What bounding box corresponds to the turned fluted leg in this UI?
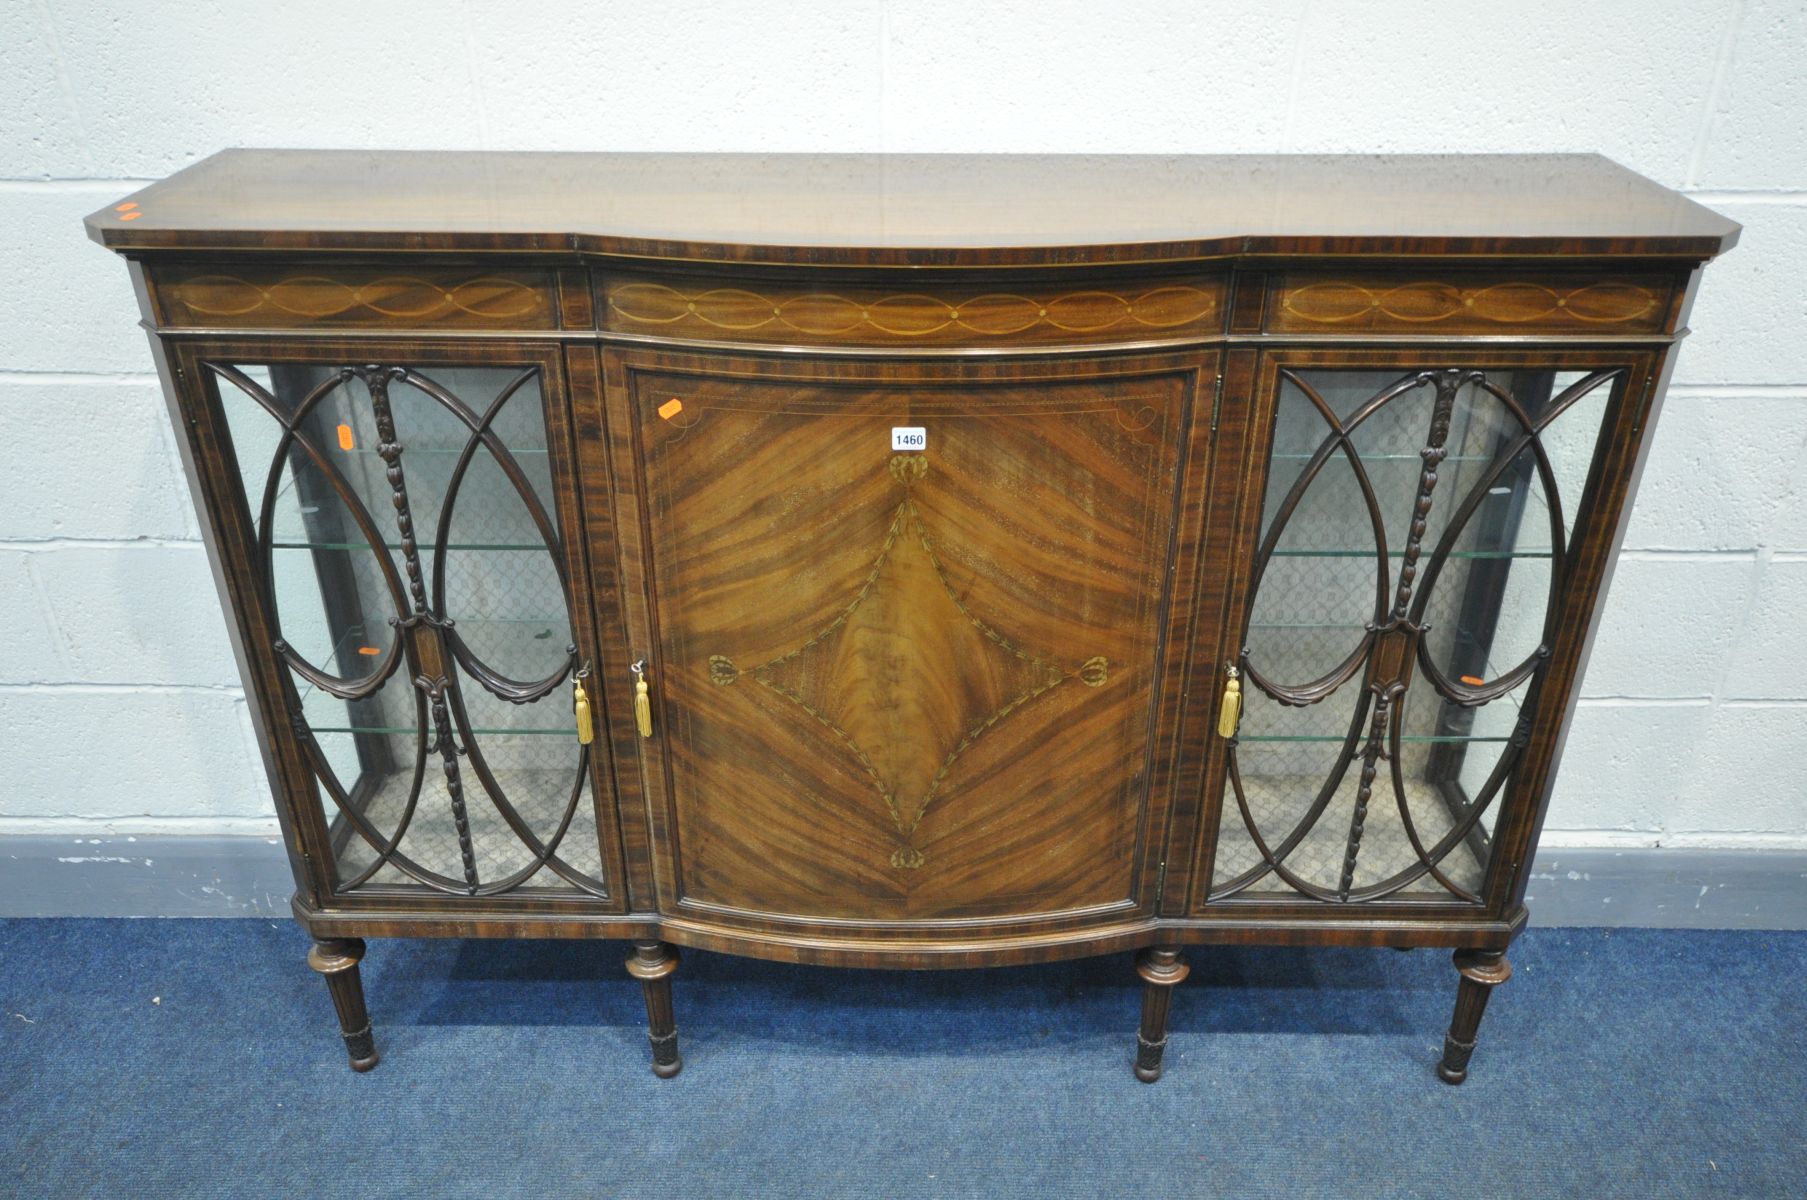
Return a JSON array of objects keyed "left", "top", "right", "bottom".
[
  {"left": 1133, "top": 946, "right": 1189, "bottom": 1083},
  {"left": 1437, "top": 948, "right": 1512, "bottom": 1085},
  {"left": 626, "top": 941, "right": 682, "bottom": 1078},
  {"left": 307, "top": 937, "right": 379, "bottom": 1072}
]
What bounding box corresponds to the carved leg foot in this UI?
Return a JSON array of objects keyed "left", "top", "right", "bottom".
[
  {"left": 307, "top": 937, "right": 379, "bottom": 1072},
  {"left": 1437, "top": 948, "right": 1512, "bottom": 1085},
  {"left": 1133, "top": 946, "right": 1189, "bottom": 1083},
  {"left": 626, "top": 941, "right": 682, "bottom": 1078}
]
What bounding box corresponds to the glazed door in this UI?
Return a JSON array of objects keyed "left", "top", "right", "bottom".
[
  {"left": 1197, "top": 350, "right": 1641, "bottom": 912},
  {"left": 185, "top": 341, "right": 626, "bottom": 909},
  {"left": 605, "top": 352, "right": 1210, "bottom": 929}
]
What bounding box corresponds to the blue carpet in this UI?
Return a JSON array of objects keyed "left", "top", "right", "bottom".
[{"left": 1, "top": 921, "right": 1802, "bottom": 1198}]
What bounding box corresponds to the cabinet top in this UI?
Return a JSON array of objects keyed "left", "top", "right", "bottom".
[{"left": 86, "top": 150, "right": 1739, "bottom": 266}]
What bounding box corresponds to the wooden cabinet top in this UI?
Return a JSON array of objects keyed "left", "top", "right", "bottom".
[{"left": 86, "top": 150, "right": 1739, "bottom": 266}]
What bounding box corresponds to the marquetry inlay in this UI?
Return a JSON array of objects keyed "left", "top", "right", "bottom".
[
  {"left": 1267, "top": 273, "right": 1674, "bottom": 334},
  {"left": 601, "top": 273, "right": 1225, "bottom": 346},
  {"left": 155, "top": 264, "right": 558, "bottom": 329}
]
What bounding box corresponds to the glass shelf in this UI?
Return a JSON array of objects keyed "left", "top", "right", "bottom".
[
  {"left": 273, "top": 541, "right": 552, "bottom": 553},
  {"left": 293, "top": 616, "right": 574, "bottom": 738},
  {"left": 1250, "top": 618, "right": 1510, "bottom": 646},
  {"left": 1244, "top": 618, "right": 1528, "bottom": 733},
  {"left": 1238, "top": 733, "right": 1511, "bottom": 744},
  {"left": 1271, "top": 451, "right": 1498, "bottom": 463},
  {"left": 332, "top": 445, "right": 549, "bottom": 457},
  {"left": 309, "top": 723, "right": 572, "bottom": 736},
  {"left": 1270, "top": 548, "right": 1550, "bottom": 560},
  {"left": 1262, "top": 433, "right": 1563, "bottom": 559}
]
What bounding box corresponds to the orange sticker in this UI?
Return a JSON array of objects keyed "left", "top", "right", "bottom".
[
  {"left": 658, "top": 398, "right": 683, "bottom": 420},
  {"left": 1460, "top": 674, "right": 1485, "bottom": 686},
  {"left": 337, "top": 423, "right": 355, "bottom": 451},
  {"left": 114, "top": 201, "right": 138, "bottom": 212},
  {"left": 119, "top": 211, "right": 142, "bottom": 221},
  {"left": 357, "top": 646, "right": 382, "bottom": 657}
]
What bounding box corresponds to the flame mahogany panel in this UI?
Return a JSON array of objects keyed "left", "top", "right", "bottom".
[{"left": 621, "top": 357, "right": 1195, "bottom": 926}]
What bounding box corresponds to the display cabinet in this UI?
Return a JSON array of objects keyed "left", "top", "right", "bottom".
[{"left": 86, "top": 151, "right": 1736, "bottom": 1082}]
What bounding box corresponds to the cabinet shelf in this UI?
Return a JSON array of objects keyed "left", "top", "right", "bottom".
[
  {"left": 1239, "top": 733, "right": 1510, "bottom": 744},
  {"left": 309, "top": 723, "right": 572, "bottom": 736},
  {"left": 1248, "top": 619, "right": 1517, "bottom": 651},
  {"left": 293, "top": 616, "right": 573, "bottom": 739},
  {"left": 334, "top": 445, "right": 549, "bottom": 457},
  {"left": 1270, "top": 548, "right": 1550, "bottom": 560},
  {"left": 273, "top": 541, "right": 552, "bottom": 553},
  {"left": 1271, "top": 452, "right": 1499, "bottom": 463}
]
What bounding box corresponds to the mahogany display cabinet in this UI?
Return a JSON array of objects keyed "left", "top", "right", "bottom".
[{"left": 87, "top": 151, "right": 1737, "bottom": 1082}]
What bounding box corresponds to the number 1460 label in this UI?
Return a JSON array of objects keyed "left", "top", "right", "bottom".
[{"left": 891, "top": 427, "right": 927, "bottom": 452}]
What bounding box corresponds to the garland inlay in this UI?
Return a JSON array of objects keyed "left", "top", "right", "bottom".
[
  {"left": 159, "top": 268, "right": 557, "bottom": 329},
  {"left": 1273, "top": 277, "right": 1667, "bottom": 331},
  {"left": 604, "top": 276, "right": 1222, "bottom": 345}
]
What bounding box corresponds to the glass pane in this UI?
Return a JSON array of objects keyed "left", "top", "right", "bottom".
[
  {"left": 1216, "top": 365, "right": 1620, "bottom": 903},
  {"left": 212, "top": 360, "right": 604, "bottom": 898}
]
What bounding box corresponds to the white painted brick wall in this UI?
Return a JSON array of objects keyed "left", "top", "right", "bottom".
[
  {"left": 0, "top": 378, "right": 197, "bottom": 541},
  {"left": 2, "top": 2, "right": 1802, "bottom": 850}
]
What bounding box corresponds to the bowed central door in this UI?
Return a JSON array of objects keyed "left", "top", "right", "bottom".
[{"left": 608, "top": 351, "right": 1207, "bottom": 928}]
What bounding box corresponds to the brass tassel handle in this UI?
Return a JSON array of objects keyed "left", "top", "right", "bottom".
[
  {"left": 572, "top": 667, "right": 594, "bottom": 746},
  {"left": 631, "top": 658, "right": 653, "bottom": 739},
  {"left": 1217, "top": 663, "right": 1242, "bottom": 740}
]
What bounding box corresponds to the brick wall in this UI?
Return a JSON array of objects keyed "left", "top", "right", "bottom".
[{"left": 2, "top": 1, "right": 1801, "bottom": 849}]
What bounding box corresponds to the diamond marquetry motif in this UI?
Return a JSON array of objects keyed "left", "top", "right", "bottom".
[{"left": 710, "top": 455, "right": 1106, "bottom": 869}]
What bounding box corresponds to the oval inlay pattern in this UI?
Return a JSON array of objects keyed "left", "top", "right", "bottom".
[
  {"left": 1272, "top": 274, "right": 1671, "bottom": 333},
  {"left": 157, "top": 266, "right": 557, "bottom": 329},
  {"left": 603, "top": 275, "right": 1223, "bottom": 346}
]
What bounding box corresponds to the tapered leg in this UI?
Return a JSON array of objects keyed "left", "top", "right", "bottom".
[
  {"left": 626, "top": 941, "right": 682, "bottom": 1078},
  {"left": 1437, "top": 948, "right": 1512, "bottom": 1084},
  {"left": 1133, "top": 946, "right": 1190, "bottom": 1083},
  {"left": 307, "top": 937, "right": 379, "bottom": 1072}
]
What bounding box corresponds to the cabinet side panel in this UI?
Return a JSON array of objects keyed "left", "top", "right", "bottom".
[
  {"left": 1144, "top": 350, "right": 1224, "bottom": 918},
  {"left": 162, "top": 332, "right": 334, "bottom": 904},
  {"left": 1174, "top": 347, "right": 1269, "bottom": 914},
  {"left": 570, "top": 344, "right": 659, "bottom": 910},
  {"left": 595, "top": 347, "right": 678, "bottom": 909},
  {"left": 543, "top": 347, "right": 633, "bottom": 907},
  {"left": 1486, "top": 348, "right": 1668, "bottom": 914}
]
